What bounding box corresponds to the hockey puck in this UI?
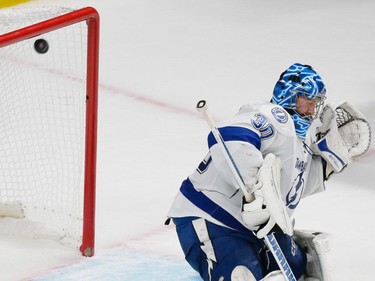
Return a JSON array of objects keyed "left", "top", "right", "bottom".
[{"left": 34, "top": 39, "right": 49, "bottom": 54}]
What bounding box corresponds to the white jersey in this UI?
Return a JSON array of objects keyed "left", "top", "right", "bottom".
[{"left": 167, "top": 101, "right": 325, "bottom": 233}]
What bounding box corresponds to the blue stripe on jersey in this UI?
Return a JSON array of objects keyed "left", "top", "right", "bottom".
[
  {"left": 207, "top": 126, "right": 261, "bottom": 150},
  {"left": 179, "top": 178, "right": 253, "bottom": 235}
]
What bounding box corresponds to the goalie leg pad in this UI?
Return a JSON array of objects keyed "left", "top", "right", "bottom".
[
  {"left": 231, "top": 265, "right": 256, "bottom": 281},
  {"left": 293, "top": 230, "right": 334, "bottom": 281}
]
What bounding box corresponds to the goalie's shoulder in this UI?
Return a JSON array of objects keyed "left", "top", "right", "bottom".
[
  {"left": 220, "top": 102, "right": 295, "bottom": 143},
  {"left": 237, "top": 102, "right": 294, "bottom": 129},
  {"left": 259, "top": 102, "right": 295, "bottom": 136}
]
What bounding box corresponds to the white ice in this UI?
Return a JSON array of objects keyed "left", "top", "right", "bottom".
[{"left": 0, "top": 0, "right": 374, "bottom": 280}]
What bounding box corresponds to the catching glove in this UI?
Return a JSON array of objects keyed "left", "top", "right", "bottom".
[{"left": 314, "top": 101, "right": 371, "bottom": 179}]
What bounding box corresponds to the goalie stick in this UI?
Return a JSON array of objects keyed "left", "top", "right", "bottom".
[{"left": 196, "top": 100, "right": 296, "bottom": 281}]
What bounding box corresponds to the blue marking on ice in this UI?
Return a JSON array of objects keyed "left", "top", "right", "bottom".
[{"left": 34, "top": 249, "right": 201, "bottom": 281}]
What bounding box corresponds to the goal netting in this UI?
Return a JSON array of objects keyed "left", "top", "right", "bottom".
[{"left": 0, "top": 6, "right": 99, "bottom": 256}]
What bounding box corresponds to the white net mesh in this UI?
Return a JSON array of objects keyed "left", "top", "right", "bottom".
[{"left": 0, "top": 7, "right": 88, "bottom": 244}]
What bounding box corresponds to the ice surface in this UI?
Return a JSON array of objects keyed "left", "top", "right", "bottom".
[{"left": 0, "top": 0, "right": 374, "bottom": 280}]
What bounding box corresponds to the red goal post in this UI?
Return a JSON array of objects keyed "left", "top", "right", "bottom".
[{"left": 0, "top": 7, "right": 99, "bottom": 257}]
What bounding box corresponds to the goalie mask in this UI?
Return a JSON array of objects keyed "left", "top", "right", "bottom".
[{"left": 272, "top": 63, "right": 327, "bottom": 139}]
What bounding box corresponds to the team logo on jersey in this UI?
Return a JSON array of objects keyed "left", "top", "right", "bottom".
[
  {"left": 286, "top": 172, "right": 304, "bottom": 209},
  {"left": 271, "top": 107, "right": 288, "bottom": 124},
  {"left": 286, "top": 158, "right": 306, "bottom": 209}
]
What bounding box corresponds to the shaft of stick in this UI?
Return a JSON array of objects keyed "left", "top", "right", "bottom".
[{"left": 264, "top": 234, "right": 297, "bottom": 281}]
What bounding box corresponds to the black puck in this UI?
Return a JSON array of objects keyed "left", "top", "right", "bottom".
[{"left": 34, "top": 39, "right": 49, "bottom": 54}]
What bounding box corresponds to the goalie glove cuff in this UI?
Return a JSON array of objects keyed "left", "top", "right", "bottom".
[
  {"left": 322, "top": 158, "right": 335, "bottom": 181},
  {"left": 315, "top": 133, "right": 351, "bottom": 173}
]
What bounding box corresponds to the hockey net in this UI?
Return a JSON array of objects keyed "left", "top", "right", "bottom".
[{"left": 0, "top": 7, "right": 99, "bottom": 256}]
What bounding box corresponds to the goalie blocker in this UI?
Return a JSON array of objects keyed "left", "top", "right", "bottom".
[{"left": 314, "top": 101, "right": 371, "bottom": 180}]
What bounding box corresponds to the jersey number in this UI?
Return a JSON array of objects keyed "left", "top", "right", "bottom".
[
  {"left": 251, "top": 113, "right": 275, "bottom": 139},
  {"left": 196, "top": 153, "right": 212, "bottom": 174}
]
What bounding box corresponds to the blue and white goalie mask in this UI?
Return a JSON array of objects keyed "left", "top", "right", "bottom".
[{"left": 272, "top": 63, "right": 327, "bottom": 139}]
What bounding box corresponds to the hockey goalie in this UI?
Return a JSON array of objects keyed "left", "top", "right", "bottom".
[{"left": 167, "top": 63, "right": 371, "bottom": 280}]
